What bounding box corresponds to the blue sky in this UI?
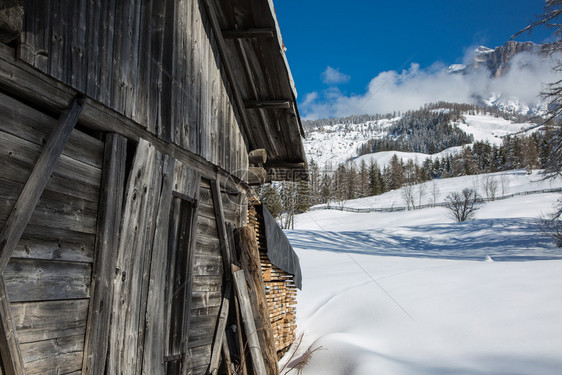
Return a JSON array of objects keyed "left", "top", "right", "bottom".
[{"left": 274, "top": 0, "right": 556, "bottom": 119}]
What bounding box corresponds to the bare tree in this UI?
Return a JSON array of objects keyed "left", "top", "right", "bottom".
[
  {"left": 431, "top": 180, "right": 440, "bottom": 207},
  {"left": 540, "top": 209, "right": 562, "bottom": 247},
  {"left": 482, "top": 175, "right": 499, "bottom": 201},
  {"left": 514, "top": 1, "right": 562, "bottom": 178},
  {"left": 401, "top": 184, "right": 415, "bottom": 210},
  {"left": 445, "top": 188, "right": 482, "bottom": 222},
  {"left": 417, "top": 182, "right": 428, "bottom": 209},
  {"left": 500, "top": 174, "right": 510, "bottom": 197}
]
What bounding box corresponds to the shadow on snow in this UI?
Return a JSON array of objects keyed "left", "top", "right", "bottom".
[{"left": 285, "top": 218, "right": 562, "bottom": 261}]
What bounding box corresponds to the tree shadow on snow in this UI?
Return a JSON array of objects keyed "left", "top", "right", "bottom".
[{"left": 285, "top": 218, "right": 562, "bottom": 261}]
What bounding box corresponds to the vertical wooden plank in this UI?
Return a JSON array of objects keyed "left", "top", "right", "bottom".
[
  {"left": 146, "top": 0, "right": 165, "bottom": 134},
  {"left": 141, "top": 156, "right": 176, "bottom": 375},
  {"left": 207, "top": 288, "right": 230, "bottom": 375},
  {"left": 0, "top": 278, "right": 24, "bottom": 375},
  {"left": 210, "top": 179, "right": 231, "bottom": 277},
  {"left": 107, "top": 140, "right": 163, "bottom": 373},
  {"left": 237, "top": 226, "right": 279, "bottom": 375},
  {"left": 160, "top": 0, "right": 175, "bottom": 142},
  {"left": 98, "top": 0, "right": 116, "bottom": 105},
  {"left": 134, "top": 0, "right": 152, "bottom": 128},
  {"left": 85, "top": 0, "right": 101, "bottom": 99},
  {"left": 69, "top": 0, "right": 87, "bottom": 91},
  {"left": 232, "top": 268, "right": 267, "bottom": 375},
  {"left": 81, "top": 133, "right": 127, "bottom": 375},
  {"left": 0, "top": 97, "right": 86, "bottom": 274},
  {"left": 177, "top": 173, "right": 201, "bottom": 375}
]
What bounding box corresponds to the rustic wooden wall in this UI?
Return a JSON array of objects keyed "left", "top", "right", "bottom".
[
  {"left": 0, "top": 92, "right": 104, "bottom": 374},
  {"left": 19, "top": 0, "right": 248, "bottom": 178}
]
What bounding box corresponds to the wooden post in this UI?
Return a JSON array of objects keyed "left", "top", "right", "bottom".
[
  {"left": 237, "top": 226, "right": 279, "bottom": 375},
  {"left": 211, "top": 179, "right": 232, "bottom": 278},
  {"left": 82, "top": 133, "right": 127, "bottom": 375},
  {"left": 208, "top": 287, "right": 231, "bottom": 375},
  {"left": 232, "top": 267, "right": 267, "bottom": 375},
  {"left": 0, "top": 278, "right": 23, "bottom": 375},
  {"left": 248, "top": 149, "right": 267, "bottom": 165}
]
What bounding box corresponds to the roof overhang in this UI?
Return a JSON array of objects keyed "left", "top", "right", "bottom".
[{"left": 203, "top": 0, "right": 308, "bottom": 181}]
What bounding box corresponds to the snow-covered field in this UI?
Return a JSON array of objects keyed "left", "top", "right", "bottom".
[{"left": 280, "top": 171, "right": 562, "bottom": 375}]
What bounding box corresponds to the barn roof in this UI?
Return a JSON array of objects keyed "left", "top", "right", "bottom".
[{"left": 205, "top": 0, "right": 307, "bottom": 179}]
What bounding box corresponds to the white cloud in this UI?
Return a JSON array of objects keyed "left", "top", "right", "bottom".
[
  {"left": 301, "top": 51, "right": 560, "bottom": 120},
  {"left": 321, "top": 66, "right": 351, "bottom": 84}
]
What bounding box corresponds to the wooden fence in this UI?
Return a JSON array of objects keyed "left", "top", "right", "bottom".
[{"left": 309, "top": 187, "right": 562, "bottom": 214}]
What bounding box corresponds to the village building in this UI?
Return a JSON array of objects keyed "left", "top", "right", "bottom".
[{"left": 0, "top": 0, "right": 305, "bottom": 374}]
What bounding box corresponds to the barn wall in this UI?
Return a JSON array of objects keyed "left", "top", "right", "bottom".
[
  {"left": 19, "top": 0, "right": 248, "bottom": 178},
  {"left": 0, "top": 92, "right": 104, "bottom": 374}
]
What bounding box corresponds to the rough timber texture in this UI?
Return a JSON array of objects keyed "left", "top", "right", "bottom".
[
  {"left": 19, "top": 0, "right": 248, "bottom": 179},
  {"left": 0, "top": 95, "right": 103, "bottom": 374}
]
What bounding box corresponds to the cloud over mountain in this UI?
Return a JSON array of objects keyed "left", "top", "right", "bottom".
[{"left": 301, "top": 43, "right": 560, "bottom": 120}]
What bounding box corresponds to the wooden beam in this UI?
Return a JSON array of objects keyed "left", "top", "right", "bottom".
[
  {"left": 0, "top": 277, "right": 23, "bottom": 375},
  {"left": 237, "top": 226, "right": 279, "bottom": 375},
  {"left": 200, "top": 0, "right": 255, "bottom": 150},
  {"left": 81, "top": 133, "right": 127, "bottom": 375},
  {"left": 211, "top": 179, "right": 233, "bottom": 278},
  {"left": 207, "top": 287, "right": 231, "bottom": 375},
  {"left": 232, "top": 267, "right": 267, "bottom": 375},
  {"left": 222, "top": 28, "right": 275, "bottom": 39},
  {"left": 248, "top": 148, "right": 267, "bottom": 165},
  {"left": 244, "top": 100, "right": 291, "bottom": 109},
  {"left": 247, "top": 167, "right": 267, "bottom": 186},
  {"left": 0, "top": 44, "right": 250, "bottom": 194},
  {"left": 0, "top": 96, "right": 86, "bottom": 274}
]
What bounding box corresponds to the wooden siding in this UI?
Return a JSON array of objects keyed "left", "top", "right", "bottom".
[
  {"left": 0, "top": 94, "right": 104, "bottom": 374},
  {"left": 20, "top": 0, "right": 249, "bottom": 179}
]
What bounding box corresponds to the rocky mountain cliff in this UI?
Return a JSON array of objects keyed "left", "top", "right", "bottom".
[{"left": 450, "top": 41, "right": 540, "bottom": 77}]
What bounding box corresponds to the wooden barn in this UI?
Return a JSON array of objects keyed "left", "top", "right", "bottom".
[{"left": 0, "top": 0, "right": 306, "bottom": 374}]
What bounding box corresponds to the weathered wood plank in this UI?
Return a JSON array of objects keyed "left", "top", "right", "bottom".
[
  {"left": 0, "top": 91, "right": 104, "bottom": 169},
  {"left": 13, "top": 226, "right": 95, "bottom": 263},
  {"left": 0, "top": 191, "right": 98, "bottom": 236},
  {"left": 0, "top": 97, "right": 86, "bottom": 274},
  {"left": 232, "top": 268, "right": 267, "bottom": 375},
  {"left": 237, "top": 226, "right": 279, "bottom": 375},
  {"left": 211, "top": 179, "right": 232, "bottom": 277},
  {"left": 0, "top": 44, "right": 252, "bottom": 185},
  {"left": 11, "top": 299, "right": 88, "bottom": 344},
  {"left": 3, "top": 259, "right": 91, "bottom": 302},
  {"left": 20, "top": 335, "right": 83, "bottom": 375},
  {"left": 186, "top": 344, "right": 212, "bottom": 369},
  {"left": 108, "top": 140, "right": 163, "bottom": 374},
  {"left": 192, "top": 254, "right": 223, "bottom": 276},
  {"left": 207, "top": 288, "right": 230, "bottom": 374},
  {"left": 82, "top": 133, "right": 127, "bottom": 375},
  {"left": 141, "top": 155, "right": 174, "bottom": 375},
  {"left": 85, "top": 0, "right": 101, "bottom": 98},
  {"left": 0, "top": 133, "right": 101, "bottom": 202},
  {"left": 0, "top": 277, "right": 24, "bottom": 375}
]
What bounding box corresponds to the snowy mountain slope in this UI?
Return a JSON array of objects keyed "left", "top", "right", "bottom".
[
  {"left": 280, "top": 171, "right": 562, "bottom": 375},
  {"left": 305, "top": 111, "right": 539, "bottom": 170},
  {"left": 304, "top": 118, "right": 397, "bottom": 168}
]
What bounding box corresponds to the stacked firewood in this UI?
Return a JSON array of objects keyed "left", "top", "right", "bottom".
[{"left": 247, "top": 202, "right": 298, "bottom": 357}]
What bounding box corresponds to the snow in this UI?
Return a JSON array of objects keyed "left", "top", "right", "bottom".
[
  {"left": 319, "top": 170, "right": 562, "bottom": 210},
  {"left": 305, "top": 113, "right": 537, "bottom": 170},
  {"left": 459, "top": 114, "right": 534, "bottom": 145},
  {"left": 280, "top": 171, "right": 562, "bottom": 375}
]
